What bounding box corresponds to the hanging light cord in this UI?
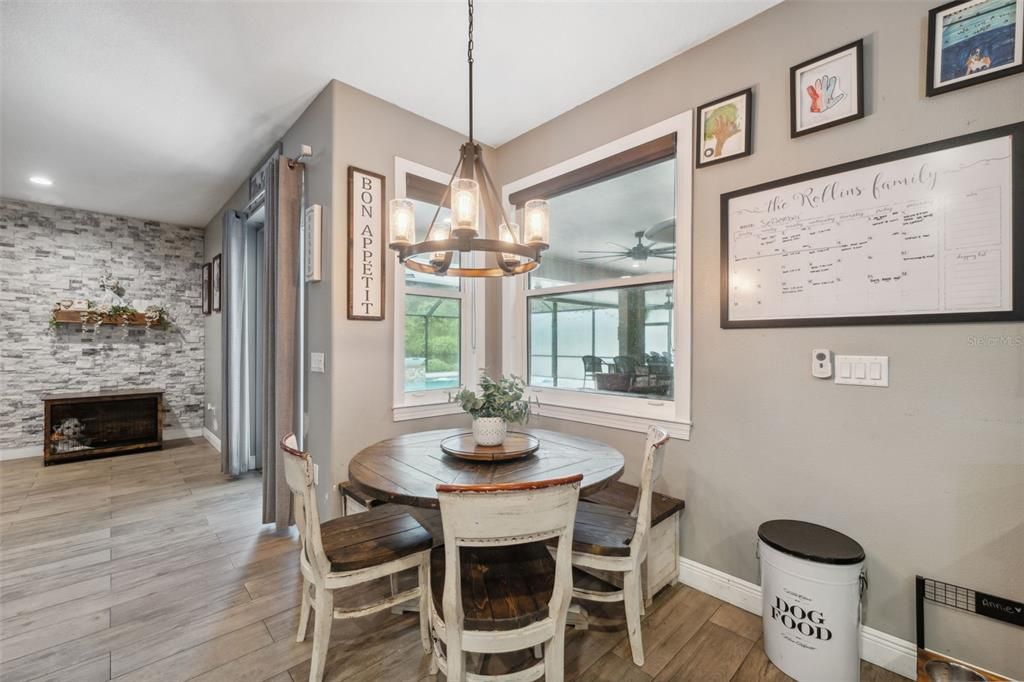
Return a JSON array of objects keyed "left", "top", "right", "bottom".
[{"left": 467, "top": 0, "right": 474, "bottom": 145}]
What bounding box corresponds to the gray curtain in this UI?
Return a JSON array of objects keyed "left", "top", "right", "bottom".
[
  {"left": 222, "top": 158, "right": 300, "bottom": 529},
  {"left": 222, "top": 209, "right": 250, "bottom": 478},
  {"left": 262, "top": 157, "right": 300, "bottom": 528}
]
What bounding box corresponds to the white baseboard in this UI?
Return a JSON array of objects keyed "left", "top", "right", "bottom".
[
  {"left": 678, "top": 557, "right": 916, "bottom": 680},
  {"left": 679, "top": 556, "right": 763, "bottom": 614},
  {"left": 202, "top": 427, "right": 221, "bottom": 452},
  {"left": 0, "top": 445, "right": 43, "bottom": 461},
  {"left": 164, "top": 426, "right": 203, "bottom": 441}
]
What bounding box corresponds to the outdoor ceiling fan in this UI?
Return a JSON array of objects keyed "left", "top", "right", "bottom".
[{"left": 578, "top": 219, "right": 675, "bottom": 268}]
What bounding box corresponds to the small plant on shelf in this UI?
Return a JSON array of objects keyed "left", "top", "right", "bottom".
[
  {"left": 453, "top": 374, "right": 531, "bottom": 446},
  {"left": 49, "top": 273, "right": 171, "bottom": 332},
  {"left": 50, "top": 302, "right": 172, "bottom": 331}
]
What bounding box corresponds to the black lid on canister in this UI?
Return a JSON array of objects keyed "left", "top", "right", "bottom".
[{"left": 757, "top": 519, "right": 865, "bottom": 565}]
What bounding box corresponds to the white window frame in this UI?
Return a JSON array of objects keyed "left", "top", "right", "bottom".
[
  {"left": 392, "top": 157, "right": 485, "bottom": 421},
  {"left": 501, "top": 112, "right": 693, "bottom": 439}
]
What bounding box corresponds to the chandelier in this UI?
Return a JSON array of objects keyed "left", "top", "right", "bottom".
[{"left": 387, "top": 0, "right": 550, "bottom": 278}]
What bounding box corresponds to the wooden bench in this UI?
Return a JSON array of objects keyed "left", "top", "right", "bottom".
[
  {"left": 337, "top": 481, "right": 385, "bottom": 516},
  {"left": 583, "top": 480, "right": 685, "bottom": 604}
]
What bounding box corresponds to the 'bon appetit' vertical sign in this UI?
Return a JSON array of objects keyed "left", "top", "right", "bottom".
[{"left": 347, "top": 167, "right": 386, "bottom": 321}]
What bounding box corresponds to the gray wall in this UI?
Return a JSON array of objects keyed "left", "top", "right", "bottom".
[
  {"left": 306, "top": 80, "right": 498, "bottom": 518},
  {"left": 281, "top": 84, "right": 334, "bottom": 513},
  {"left": 203, "top": 80, "right": 484, "bottom": 516},
  {"left": 0, "top": 198, "right": 205, "bottom": 450},
  {"left": 202, "top": 182, "right": 247, "bottom": 441},
  {"left": 494, "top": 0, "right": 1023, "bottom": 674}
]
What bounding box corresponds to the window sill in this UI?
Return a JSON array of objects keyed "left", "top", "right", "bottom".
[
  {"left": 392, "top": 401, "right": 463, "bottom": 422},
  {"left": 533, "top": 403, "right": 692, "bottom": 440}
]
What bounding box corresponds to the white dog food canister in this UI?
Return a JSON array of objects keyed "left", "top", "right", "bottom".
[{"left": 758, "top": 520, "right": 866, "bottom": 682}]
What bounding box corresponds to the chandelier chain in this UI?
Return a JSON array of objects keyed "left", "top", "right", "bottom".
[
  {"left": 467, "top": 0, "right": 474, "bottom": 144},
  {"left": 388, "top": 0, "right": 549, "bottom": 278}
]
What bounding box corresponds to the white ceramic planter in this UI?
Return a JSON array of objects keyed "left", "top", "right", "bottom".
[{"left": 472, "top": 417, "right": 507, "bottom": 446}]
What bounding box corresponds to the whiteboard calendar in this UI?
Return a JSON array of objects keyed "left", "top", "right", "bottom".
[{"left": 721, "top": 125, "right": 1022, "bottom": 327}]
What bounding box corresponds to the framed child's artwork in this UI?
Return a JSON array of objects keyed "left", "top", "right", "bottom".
[
  {"left": 927, "top": 0, "right": 1023, "bottom": 97},
  {"left": 696, "top": 88, "right": 753, "bottom": 168},
  {"left": 201, "top": 262, "right": 211, "bottom": 315},
  {"left": 790, "top": 39, "right": 864, "bottom": 138}
]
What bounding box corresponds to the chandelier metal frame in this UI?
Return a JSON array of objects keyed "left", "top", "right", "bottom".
[{"left": 388, "top": 0, "right": 549, "bottom": 278}]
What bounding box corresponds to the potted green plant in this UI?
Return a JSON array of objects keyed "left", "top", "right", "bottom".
[{"left": 453, "top": 374, "right": 531, "bottom": 446}]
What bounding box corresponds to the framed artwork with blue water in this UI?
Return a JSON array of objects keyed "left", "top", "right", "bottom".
[{"left": 927, "top": 0, "right": 1024, "bottom": 96}]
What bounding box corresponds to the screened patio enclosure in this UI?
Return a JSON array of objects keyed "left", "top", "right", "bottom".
[{"left": 529, "top": 281, "right": 673, "bottom": 398}]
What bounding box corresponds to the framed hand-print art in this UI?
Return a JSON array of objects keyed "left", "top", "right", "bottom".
[
  {"left": 790, "top": 39, "right": 865, "bottom": 138},
  {"left": 696, "top": 88, "right": 753, "bottom": 168},
  {"left": 927, "top": 0, "right": 1023, "bottom": 97}
]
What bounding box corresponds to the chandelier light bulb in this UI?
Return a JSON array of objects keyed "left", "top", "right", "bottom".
[
  {"left": 388, "top": 199, "right": 415, "bottom": 246},
  {"left": 431, "top": 221, "right": 452, "bottom": 265},
  {"left": 451, "top": 178, "right": 479, "bottom": 236},
  {"left": 524, "top": 200, "right": 550, "bottom": 246},
  {"left": 499, "top": 222, "right": 521, "bottom": 265}
]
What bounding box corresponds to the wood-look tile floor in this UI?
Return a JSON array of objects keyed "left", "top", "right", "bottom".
[{"left": 0, "top": 439, "right": 905, "bottom": 682}]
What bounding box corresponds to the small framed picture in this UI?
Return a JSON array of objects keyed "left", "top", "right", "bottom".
[
  {"left": 790, "top": 39, "right": 864, "bottom": 137},
  {"left": 927, "top": 0, "right": 1023, "bottom": 97},
  {"left": 212, "top": 254, "right": 222, "bottom": 313},
  {"left": 201, "top": 262, "right": 211, "bottom": 315},
  {"left": 696, "top": 88, "right": 753, "bottom": 168}
]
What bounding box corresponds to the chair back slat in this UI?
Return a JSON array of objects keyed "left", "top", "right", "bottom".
[
  {"left": 281, "top": 434, "right": 331, "bottom": 577},
  {"left": 437, "top": 475, "right": 581, "bottom": 546},
  {"left": 629, "top": 426, "right": 670, "bottom": 558},
  {"left": 436, "top": 474, "right": 582, "bottom": 635}
]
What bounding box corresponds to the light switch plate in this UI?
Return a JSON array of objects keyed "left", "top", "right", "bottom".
[
  {"left": 834, "top": 355, "right": 888, "bottom": 387},
  {"left": 310, "top": 352, "right": 325, "bottom": 373}
]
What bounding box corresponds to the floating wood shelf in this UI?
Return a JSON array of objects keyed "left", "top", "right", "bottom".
[{"left": 52, "top": 310, "right": 153, "bottom": 326}]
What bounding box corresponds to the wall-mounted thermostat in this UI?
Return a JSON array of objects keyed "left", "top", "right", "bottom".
[{"left": 811, "top": 349, "right": 833, "bottom": 379}]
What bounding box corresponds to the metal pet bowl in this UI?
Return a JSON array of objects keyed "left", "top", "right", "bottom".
[{"left": 925, "top": 660, "right": 985, "bottom": 682}]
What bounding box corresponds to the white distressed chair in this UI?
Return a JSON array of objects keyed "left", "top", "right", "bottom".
[
  {"left": 430, "top": 474, "right": 583, "bottom": 682},
  {"left": 281, "top": 434, "right": 433, "bottom": 681},
  {"left": 567, "top": 425, "right": 669, "bottom": 666}
]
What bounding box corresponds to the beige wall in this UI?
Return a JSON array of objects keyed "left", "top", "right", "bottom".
[
  {"left": 494, "top": 0, "right": 1023, "bottom": 675},
  {"left": 305, "top": 80, "right": 501, "bottom": 518}
]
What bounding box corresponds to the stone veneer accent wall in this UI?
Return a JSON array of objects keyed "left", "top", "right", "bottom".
[{"left": 0, "top": 199, "right": 205, "bottom": 451}]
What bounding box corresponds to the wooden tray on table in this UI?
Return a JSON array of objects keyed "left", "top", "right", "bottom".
[{"left": 439, "top": 432, "right": 540, "bottom": 462}]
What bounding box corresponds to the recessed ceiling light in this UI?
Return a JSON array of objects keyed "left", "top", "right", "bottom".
[{"left": 29, "top": 176, "right": 54, "bottom": 186}]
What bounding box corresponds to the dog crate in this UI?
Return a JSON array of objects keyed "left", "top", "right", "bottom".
[{"left": 42, "top": 389, "right": 163, "bottom": 465}]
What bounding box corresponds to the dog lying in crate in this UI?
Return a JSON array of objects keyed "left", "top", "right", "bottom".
[{"left": 51, "top": 417, "right": 91, "bottom": 453}]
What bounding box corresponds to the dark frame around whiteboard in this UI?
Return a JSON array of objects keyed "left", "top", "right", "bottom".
[{"left": 720, "top": 122, "right": 1024, "bottom": 328}]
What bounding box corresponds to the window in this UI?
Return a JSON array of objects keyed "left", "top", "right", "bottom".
[
  {"left": 404, "top": 294, "right": 460, "bottom": 391},
  {"left": 393, "top": 159, "right": 483, "bottom": 419},
  {"left": 501, "top": 113, "right": 693, "bottom": 437}
]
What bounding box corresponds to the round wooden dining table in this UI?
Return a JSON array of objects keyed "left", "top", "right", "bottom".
[{"left": 348, "top": 427, "right": 625, "bottom": 509}]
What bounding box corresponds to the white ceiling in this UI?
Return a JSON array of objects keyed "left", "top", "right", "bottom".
[{"left": 0, "top": 1, "right": 778, "bottom": 226}]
